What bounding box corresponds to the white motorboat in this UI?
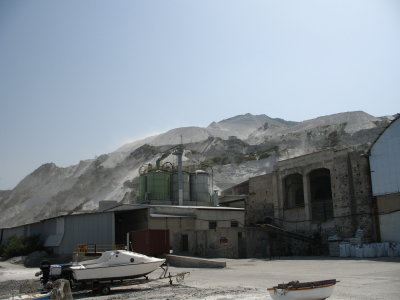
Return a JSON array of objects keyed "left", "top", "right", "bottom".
[
  {"left": 68, "top": 250, "right": 165, "bottom": 281},
  {"left": 267, "top": 279, "right": 338, "bottom": 300}
]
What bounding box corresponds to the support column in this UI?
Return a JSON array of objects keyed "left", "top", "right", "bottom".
[
  {"left": 273, "top": 171, "right": 284, "bottom": 226},
  {"left": 303, "top": 172, "right": 312, "bottom": 223}
]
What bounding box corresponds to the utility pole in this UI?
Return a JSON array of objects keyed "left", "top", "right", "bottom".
[{"left": 173, "top": 144, "right": 184, "bottom": 206}]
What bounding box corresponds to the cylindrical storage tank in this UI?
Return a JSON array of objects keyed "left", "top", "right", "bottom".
[
  {"left": 190, "top": 170, "right": 210, "bottom": 202},
  {"left": 139, "top": 174, "right": 147, "bottom": 201},
  {"left": 172, "top": 172, "right": 190, "bottom": 202},
  {"left": 146, "top": 170, "right": 171, "bottom": 200}
]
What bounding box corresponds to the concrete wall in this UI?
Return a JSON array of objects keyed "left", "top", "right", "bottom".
[
  {"left": 193, "top": 228, "right": 242, "bottom": 258},
  {"left": 221, "top": 180, "right": 249, "bottom": 196},
  {"left": 149, "top": 218, "right": 243, "bottom": 258},
  {"left": 246, "top": 174, "right": 275, "bottom": 225},
  {"left": 147, "top": 206, "right": 245, "bottom": 258},
  {"left": 195, "top": 208, "right": 244, "bottom": 230},
  {"left": 245, "top": 228, "right": 315, "bottom": 258}
]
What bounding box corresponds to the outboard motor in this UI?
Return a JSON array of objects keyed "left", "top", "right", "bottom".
[{"left": 39, "top": 260, "right": 51, "bottom": 284}]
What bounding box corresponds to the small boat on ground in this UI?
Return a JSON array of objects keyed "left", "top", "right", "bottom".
[
  {"left": 37, "top": 251, "right": 188, "bottom": 295},
  {"left": 40, "top": 250, "right": 165, "bottom": 284},
  {"left": 267, "top": 279, "right": 338, "bottom": 300},
  {"left": 69, "top": 250, "right": 166, "bottom": 281}
]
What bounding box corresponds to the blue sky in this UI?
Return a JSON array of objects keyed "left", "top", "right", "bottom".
[{"left": 0, "top": 0, "right": 399, "bottom": 189}]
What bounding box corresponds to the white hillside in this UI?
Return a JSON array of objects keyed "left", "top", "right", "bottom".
[
  {"left": 207, "top": 113, "right": 289, "bottom": 139},
  {"left": 247, "top": 111, "right": 381, "bottom": 144},
  {"left": 116, "top": 114, "right": 290, "bottom": 154},
  {"left": 116, "top": 127, "right": 212, "bottom": 154}
]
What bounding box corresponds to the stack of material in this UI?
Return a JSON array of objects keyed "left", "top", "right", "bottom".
[
  {"left": 50, "top": 279, "right": 73, "bottom": 300},
  {"left": 339, "top": 242, "right": 400, "bottom": 258}
]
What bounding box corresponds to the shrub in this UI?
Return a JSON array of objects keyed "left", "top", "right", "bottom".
[
  {"left": 0, "top": 244, "right": 5, "bottom": 259},
  {"left": 1, "top": 235, "right": 43, "bottom": 259}
]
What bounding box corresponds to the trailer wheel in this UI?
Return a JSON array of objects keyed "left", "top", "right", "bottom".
[{"left": 100, "top": 286, "right": 111, "bottom": 295}]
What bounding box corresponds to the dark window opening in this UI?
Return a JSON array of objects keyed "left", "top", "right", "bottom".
[
  {"left": 209, "top": 221, "right": 217, "bottom": 229},
  {"left": 284, "top": 173, "right": 304, "bottom": 208},
  {"left": 181, "top": 234, "right": 188, "bottom": 252},
  {"left": 310, "top": 168, "right": 333, "bottom": 222},
  {"left": 231, "top": 220, "right": 239, "bottom": 227}
]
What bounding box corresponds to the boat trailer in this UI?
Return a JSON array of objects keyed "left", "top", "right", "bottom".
[
  {"left": 88, "top": 265, "right": 190, "bottom": 295},
  {"left": 49, "top": 263, "right": 190, "bottom": 296}
]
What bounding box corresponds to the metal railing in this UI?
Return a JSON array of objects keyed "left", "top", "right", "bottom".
[{"left": 74, "top": 244, "right": 125, "bottom": 253}]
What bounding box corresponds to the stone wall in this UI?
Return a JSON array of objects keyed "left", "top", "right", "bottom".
[
  {"left": 246, "top": 149, "right": 376, "bottom": 244},
  {"left": 246, "top": 174, "right": 275, "bottom": 225},
  {"left": 244, "top": 227, "right": 317, "bottom": 258}
]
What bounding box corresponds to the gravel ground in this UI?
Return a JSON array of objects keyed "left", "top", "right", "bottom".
[{"left": 1, "top": 257, "right": 400, "bottom": 300}]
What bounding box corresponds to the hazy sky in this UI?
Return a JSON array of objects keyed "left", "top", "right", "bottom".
[{"left": 1, "top": 0, "right": 399, "bottom": 189}]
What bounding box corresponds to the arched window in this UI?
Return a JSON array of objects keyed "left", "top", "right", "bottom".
[{"left": 284, "top": 173, "right": 304, "bottom": 208}]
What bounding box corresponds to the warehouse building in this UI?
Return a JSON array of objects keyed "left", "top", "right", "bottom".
[
  {"left": 0, "top": 204, "right": 244, "bottom": 259},
  {"left": 369, "top": 115, "right": 400, "bottom": 242}
]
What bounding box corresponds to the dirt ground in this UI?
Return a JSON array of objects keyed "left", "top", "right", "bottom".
[{"left": 1, "top": 256, "right": 400, "bottom": 300}]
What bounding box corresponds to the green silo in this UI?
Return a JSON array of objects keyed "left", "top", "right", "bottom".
[
  {"left": 139, "top": 174, "right": 147, "bottom": 201},
  {"left": 190, "top": 170, "right": 210, "bottom": 202},
  {"left": 146, "top": 170, "right": 171, "bottom": 200},
  {"left": 172, "top": 171, "right": 190, "bottom": 202}
]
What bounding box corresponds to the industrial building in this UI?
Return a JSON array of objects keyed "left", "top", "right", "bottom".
[
  {"left": 222, "top": 148, "right": 375, "bottom": 256},
  {"left": 1, "top": 117, "right": 399, "bottom": 259},
  {"left": 138, "top": 145, "right": 217, "bottom": 206},
  {"left": 369, "top": 115, "right": 400, "bottom": 242},
  {"left": 0, "top": 204, "right": 244, "bottom": 258},
  {"left": 0, "top": 144, "right": 246, "bottom": 259},
  {"left": 249, "top": 149, "right": 375, "bottom": 238},
  {"left": 221, "top": 115, "right": 400, "bottom": 257}
]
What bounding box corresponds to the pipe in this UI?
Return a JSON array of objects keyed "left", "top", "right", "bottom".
[{"left": 173, "top": 145, "right": 184, "bottom": 206}]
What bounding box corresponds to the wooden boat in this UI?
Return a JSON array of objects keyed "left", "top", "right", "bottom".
[{"left": 267, "top": 279, "right": 338, "bottom": 300}]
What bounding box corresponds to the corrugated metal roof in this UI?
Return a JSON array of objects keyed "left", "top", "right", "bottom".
[
  {"left": 149, "top": 213, "right": 196, "bottom": 218},
  {"left": 147, "top": 204, "right": 244, "bottom": 211},
  {"left": 103, "top": 204, "right": 149, "bottom": 212}
]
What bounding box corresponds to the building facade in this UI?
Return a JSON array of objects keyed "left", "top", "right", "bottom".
[
  {"left": 1, "top": 205, "right": 244, "bottom": 259},
  {"left": 243, "top": 148, "right": 377, "bottom": 250}
]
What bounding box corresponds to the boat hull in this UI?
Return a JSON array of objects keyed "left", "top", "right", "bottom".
[
  {"left": 72, "top": 260, "right": 165, "bottom": 281},
  {"left": 268, "top": 283, "right": 336, "bottom": 300}
]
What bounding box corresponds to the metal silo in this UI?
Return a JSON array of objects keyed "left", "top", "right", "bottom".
[
  {"left": 190, "top": 170, "right": 210, "bottom": 202},
  {"left": 139, "top": 174, "right": 147, "bottom": 201},
  {"left": 146, "top": 170, "right": 171, "bottom": 200},
  {"left": 172, "top": 171, "right": 190, "bottom": 202}
]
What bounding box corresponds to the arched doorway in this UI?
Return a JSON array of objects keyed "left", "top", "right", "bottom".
[
  {"left": 284, "top": 173, "right": 304, "bottom": 209},
  {"left": 309, "top": 168, "right": 333, "bottom": 222}
]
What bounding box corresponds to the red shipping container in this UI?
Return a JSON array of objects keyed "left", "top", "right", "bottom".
[{"left": 129, "top": 229, "right": 170, "bottom": 257}]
